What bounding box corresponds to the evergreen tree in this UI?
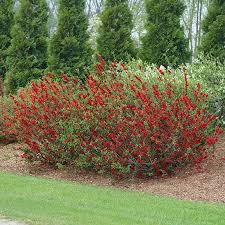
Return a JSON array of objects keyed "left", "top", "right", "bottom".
[
  {"left": 201, "top": 0, "right": 225, "bottom": 62},
  {"left": 0, "top": 0, "right": 14, "bottom": 78},
  {"left": 140, "top": 0, "right": 190, "bottom": 67},
  {"left": 97, "top": 0, "right": 136, "bottom": 63},
  {"left": 48, "top": 0, "right": 92, "bottom": 77},
  {"left": 5, "top": 0, "right": 49, "bottom": 93}
]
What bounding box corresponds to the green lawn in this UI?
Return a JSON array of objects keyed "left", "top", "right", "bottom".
[{"left": 0, "top": 172, "right": 225, "bottom": 225}]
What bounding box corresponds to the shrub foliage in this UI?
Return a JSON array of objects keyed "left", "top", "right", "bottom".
[
  {"left": 187, "top": 56, "right": 225, "bottom": 125},
  {"left": 1, "top": 60, "right": 222, "bottom": 178}
]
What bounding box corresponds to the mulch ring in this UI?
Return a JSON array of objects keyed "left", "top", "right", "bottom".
[{"left": 0, "top": 135, "right": 225, "bottom": 203}]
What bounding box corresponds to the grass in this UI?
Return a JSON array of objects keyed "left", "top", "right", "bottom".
[{"left": 0, "top": 172, "right": 225, "bottom": 225}]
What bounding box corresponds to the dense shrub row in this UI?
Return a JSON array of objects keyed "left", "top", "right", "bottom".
[{"left": 0, "top": 60, "right": 223, "bottom": 178}]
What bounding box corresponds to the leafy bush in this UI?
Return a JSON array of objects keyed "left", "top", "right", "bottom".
[
  {"left": 1, "top": 60, "right": 222, "bottom": 178},
  {"left": 0, "top": 96, "right": 17, "bottom": 144},
  {"left": 187, "top": 55, "right": 225, "bottom": 125}
]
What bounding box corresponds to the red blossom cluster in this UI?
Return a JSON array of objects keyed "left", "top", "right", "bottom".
[{"left": 0, "top": 60, "right": 223, "bottom": 178}]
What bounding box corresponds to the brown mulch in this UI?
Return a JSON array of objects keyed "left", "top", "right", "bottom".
[{"left": 0, "top": 136, "right": 225, "bottom": 203}]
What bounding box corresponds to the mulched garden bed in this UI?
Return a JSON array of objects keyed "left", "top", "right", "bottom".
[{"left": 0, "top": 135, "right": 225, "bottom": 203}]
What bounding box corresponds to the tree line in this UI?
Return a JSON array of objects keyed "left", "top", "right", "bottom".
[{"left": 0, "top": 0, "right": 224, "bottom": 94}]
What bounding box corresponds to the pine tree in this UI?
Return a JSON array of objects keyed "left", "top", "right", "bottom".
[
  {"left": 0, "top": 0, "right": 14, "bottom": 78},
  {"left": 201, "top": 0, "right": 225, "bottom": 62},
  {"left": 5, "top": 0, "right": 49, "bottom": 94},
  {"left": 140, "top": 0, "right": 190, "bottom": 67},
  {"left": 48, "top": 0, "right": 92, "bottom": 77},
  {"left": 97, "top": 0, "right": 136, "bottom": 63}
]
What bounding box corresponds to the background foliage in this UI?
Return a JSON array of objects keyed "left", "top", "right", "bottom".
[
  {"left": 201, "top": 0, "right": 225, "bottom": 61},
  {"left": 0, "top": 0, "right": 14, "bottom": 78},
  {"left": 97, "top": 0, "right": 136, "bottom": 62},
  {"left": 4, "top": 0, "right": 49, "bottom": 94},
  {"left": 48, "top": 0, "right": 93, "bottom": 77},
  {"left": 140, "top": 0, "right": 190, "bottom": 67}
]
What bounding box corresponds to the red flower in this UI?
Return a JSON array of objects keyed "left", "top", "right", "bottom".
[
  {"left": 206, "top": 137, "right": 217, "bottom": 146},
  {"left": 130, "top": 85, "right": 136, "bottom": 93},
  {"left": 161, "top": 102, "right": 167, "bottom": 110},
  {"left": 20, "top": 153, "right": 26, "bottom": 159},
  {"left": 104, "top": 141, "right": 110, "bottom": 148},
  {"left": 152, "top": 85, "right": 160, "bottom": 99},
  {"left": 98, "top": 55, "right": 106, "bottom": 65},
  {"left": 158, "top": 68, "right": 164, "bottom": 75},
  {"left": 61, "top": 72, "right": 70, "bottom": 82},
  {"left": 100, "top": 121, "right": 107, "bottom": 129},
  {"left": 215, "top": 126, "right": 223, "bottom": 135},
  {"left": 183, "top": 66, "right": 188, "bottom": 94},
  {"left": 48, "top": 72, "right": 53, "bottom": 79},
  {"left": 120, "top": 62, "right": 127, "bottom": 71}
]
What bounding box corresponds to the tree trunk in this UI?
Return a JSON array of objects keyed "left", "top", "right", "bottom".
[
  {"left": 198, "top": 0, "right": 203, "bottom": 47},
  {"left": 189, "top": 0, "right": 195, "bottom": 62},
  {"left": 194, "top": 0, "right": 200, "bottom": 59}
]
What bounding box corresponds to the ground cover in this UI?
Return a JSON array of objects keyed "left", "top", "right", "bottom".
[{"left": 0, "top": 172, "right": 225, "bottom": 225}]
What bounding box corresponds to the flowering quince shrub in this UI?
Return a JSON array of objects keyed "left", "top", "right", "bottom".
[
  {"left": 1, "top": 58, "right": 223, "bottom": 178},
  {"left": 1, "top": 74, "right": 85, "bottom": 163},
  {"left": 0, "top": 96, "right": 17, "bottom": 144}
]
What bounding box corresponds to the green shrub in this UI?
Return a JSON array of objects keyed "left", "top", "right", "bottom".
[
  {"left": 97, "top": 0, "right": 136, "bottom": 62},
  {"left": 0, "top": 0, "right": 14, "bottom": 79},
  {"left": 200, "top": 0, "right": 225, "bottom": 62},
  {"left": 48, "top": 0, "right": 92, "bottom": 77},
  {"left": 187, "top": 55, "right": 225, "bottom": 125},
  {"left": 5, "top": 0, "right": 48, "bottom": 94},
  {"left": 140, "top": 0, "right": 190, "bottom": 67}
]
